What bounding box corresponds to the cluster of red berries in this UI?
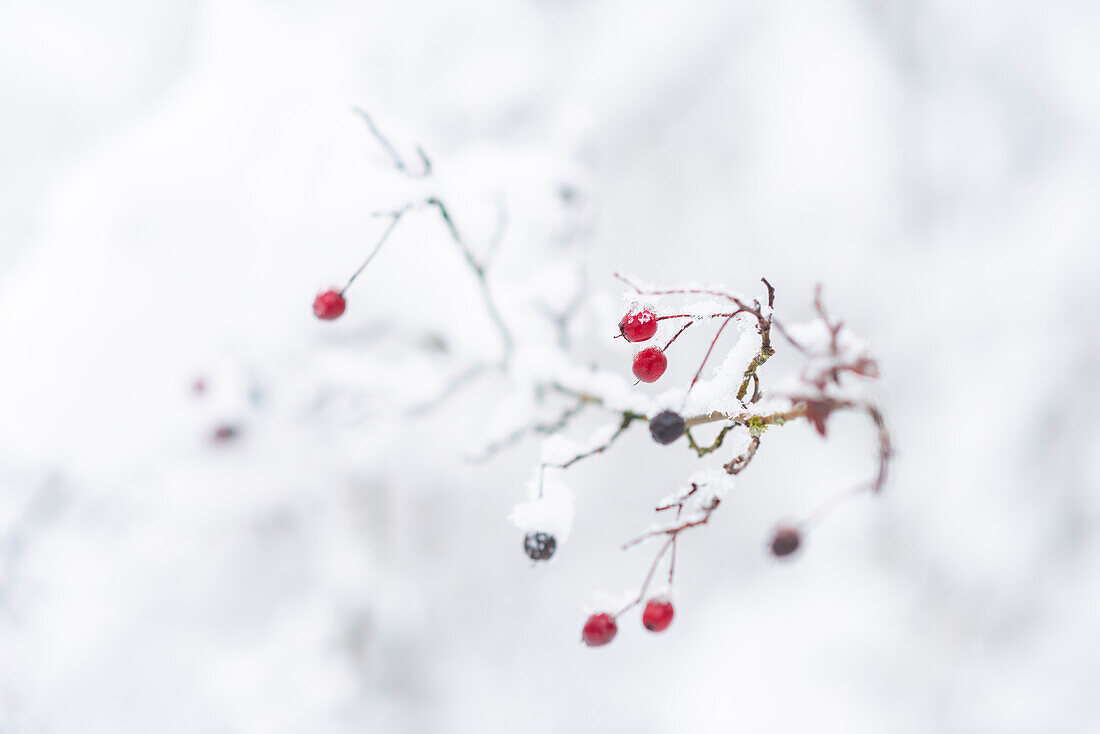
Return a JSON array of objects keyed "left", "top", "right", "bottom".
[
  {"left": 620, "top": 305, "right": 691, "bottom": 445},
  {"left": 581, "top": 597, "right": 675, "bottom": 647},
  {"left": 580, "top": 526, "right": 801, "bottom": 648},
  {"left": 618, "top": 306, "right": 667, "bottom": 383}
]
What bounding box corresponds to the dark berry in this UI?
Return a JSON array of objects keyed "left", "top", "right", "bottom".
[
  {"left": 619, "top": 306, "right": 658, "bottom": 342},
  {"left": 211, "top": 424, "right": 240, "bottom": 443},
  {"left": 642, "top": 598, "right": 674, "bottom": 632},
  {"left": 523, "top": 532, "right": 556, "bottom": 561},
  {"left": 581, "top": 613, "right": 618, "bottom": 647},
  {"left": 770, "top": 527, "right": 801, "bottom": 558},
  {"left": 649, "top": 410, "right": 686, "bottom": 445},
  {"left": 632, "top": 347, "right": 668, "bottom": 383},
  {"left": 313, "top": 289, "right": 346, "bottom": 320}
]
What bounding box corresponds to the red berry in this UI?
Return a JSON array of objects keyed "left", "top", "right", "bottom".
[
  {"left": 642, "top": 598, "right": 674, "bottom": 632},
  {"left": 581, "top": 613, "right": 617, "bottom": 647},
  {"left": 770, "top": 527, "right": 801, "bottom": 558},
  {"left": 632, "top": 347, "right": 667, "bottom": 383},
  {"left": 313, "top": 289, "right": 346, "bottom": 320},
  {"left": 619, "top": 306, "right": 658, "bottom": 342}
]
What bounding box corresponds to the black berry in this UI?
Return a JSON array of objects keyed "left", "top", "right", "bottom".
[
  {"left": 649, "top": 410, "right": 686, "bottom": 445},
  {"left": 524, "top": 532, "right": 557, "bottom": 561},
  {"left": 770, "top": 527, "right": 801, "bottom": 558}
]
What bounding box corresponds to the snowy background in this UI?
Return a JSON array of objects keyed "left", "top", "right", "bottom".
[{"left": 2, "top": 1, "right": 1099, "bottom": 732}]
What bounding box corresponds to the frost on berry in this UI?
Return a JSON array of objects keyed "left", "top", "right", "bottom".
[
  {"left": 581, "top": 613, "right": 617, "bottom": 647},
  {"left": 523, "top": 532, "right": 556, "bottom": 561},
  {"left": 618, "top": 304, "right": 658, "bottom": 342},
  {"left": 642, "top": 598, "right": 674, "bottom": 632},
  {"left": 770, "top": 527, "right": 801, "bottom": 558},
  {"left": 649, "top": 410, "right": 686, "bottom": 445},
  {"left": 313, "top": 289, "right": 346, "bottom": 320},
  {"left": 632, "top": 347, "right": 667, "bottom": 383}
]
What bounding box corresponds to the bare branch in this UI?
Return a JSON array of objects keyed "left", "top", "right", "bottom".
[
  {"left": 684, "top": 424, "right": 736, "bottom": 457},
  {"left": 541, "top": 411, "right": 641, "bottom": 474},
  {"left": 353, "top": 107, "right": 431, "bottom": 176},
  {"left": 622, "top": 493, "right": 722, "bottom": 550},
  {"left": 468, "top": 399, "right": 588, "bottom": 463},
  {"left": 723, "top": 435, "right": 760, "bottom": 474},
  {"left": 407, "top": 362, "right": 491, "bottom": 417},
  {"left": 426, "top": 198, "right": 515, "bottom": 369}
]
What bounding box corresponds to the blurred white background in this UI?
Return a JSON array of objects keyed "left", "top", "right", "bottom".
[{"left": 2, "top": 1, "right": 1099, "bottom": 732}]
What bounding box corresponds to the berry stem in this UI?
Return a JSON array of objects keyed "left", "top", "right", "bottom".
[
  {"left": 688, "top": 314, "right": 735, "bottom": 392},
  {"left": 667, "top": 537, "right": 678, "bottom": 588},
  {"left": 614, "top": 536, "right": 675, "bottom": 617},
  {"left": 661, "top": 320, "right": 694, "bottom": 351},
  {"left": 342, "top": 205, "right": 409, "bottom": 295},
  {"left": 799, "top": 484, "right": 867, "bottom": 530}
]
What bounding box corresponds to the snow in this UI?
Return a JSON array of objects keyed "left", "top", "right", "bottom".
[
  {"left": 509, "top": 469, "right": 575, "bottom": 542},
  {"left": 655, "top": 469, "right": 736, "bottom": 515},
  {"left": 2, "top": 1, "right": 1100, "bottom": 733}
]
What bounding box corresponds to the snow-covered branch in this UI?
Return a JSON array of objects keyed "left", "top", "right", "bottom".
[{"left": 314, "top": 111, "right": 892, "bottom": 648}]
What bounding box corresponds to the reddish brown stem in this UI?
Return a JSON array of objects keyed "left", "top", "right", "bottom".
[
  {"left": 662, "top": 321, "right": 694, "bottom": 351},
  {"left": 688, "top": 314, "right": 735, "bottom": 392},
  {"left": 614, "top": 537, "right": 675, "bottom": 617}
]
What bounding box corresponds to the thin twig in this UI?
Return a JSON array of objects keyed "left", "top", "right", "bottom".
[
  {"left": 469, "top": 399, "right": 588, "bottom": 463},
  {"left": 353, "top": 107, "right": 431, "bottom": 176},
  {"left": 614, "top": 537, "right": 675, "bottom": 617},
  {"left": 622, "top": 496, "right": 722, "bottom": 549},
  {"left": 662, "top": 320, "right": 694, "bottom": 351},
  {"left": 426, "top": 198, "right": 515, "bottom": 369},
  {"left": 684, "top": 424, "right": 736, "bottom": 457},
  {"left": 407, "top": 362, "right": 491, "bottom": 417},
  {"left": 689, "top": 314, "right": 735, "bottom": 392},
  {"left": 537, "top": 412, "right": 641, "bottom": 497},
  {"left": 342, "top": 205, "right": 410, "bottom": 295},
  {"left": 723, "top": 435, "right": 760, "bottom": 474},
  {"left": 545, "top": 412, "right": 640, "bottom": 472}
]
